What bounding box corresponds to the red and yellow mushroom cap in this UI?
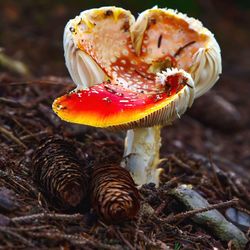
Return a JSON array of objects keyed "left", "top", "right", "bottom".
[{"left": 53, "top": 7, "right": 221, "bottom": 129}]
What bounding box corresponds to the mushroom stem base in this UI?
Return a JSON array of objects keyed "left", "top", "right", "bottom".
[{"left": 122, "top": 126, "right": 163, "bottom": 186}]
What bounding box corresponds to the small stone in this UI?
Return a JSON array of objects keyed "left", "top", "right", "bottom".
[
  {"left": 170, "top": 185, "right": 248, "bottom": 249},
  {"left": 0, "top": 187, "right": 18, "bottom": 212},
  {"left": 225, "top": 208, "right": 250, "bottom": 232},
  {"left": 189, "top": 92, "right": 243, "bottom": 131}
]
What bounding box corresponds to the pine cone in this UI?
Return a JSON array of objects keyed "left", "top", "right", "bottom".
[
  {"left": 91, "top": 164, "right": 140, "bottom": 223},
  {"left": 32, "top": 136, "right": 89, "bottom": 209}
]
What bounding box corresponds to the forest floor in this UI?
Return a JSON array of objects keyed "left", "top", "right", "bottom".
[
  {"left": 0, "top": 1, "right": 250, "bottom": 249},
  {"left": 0, "top": 73, "right": 249, "bottom": 249}
]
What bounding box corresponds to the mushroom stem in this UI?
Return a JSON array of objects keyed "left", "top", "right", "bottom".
[{"left": 122, "top": 126, "right": 163, "bottom": 186}]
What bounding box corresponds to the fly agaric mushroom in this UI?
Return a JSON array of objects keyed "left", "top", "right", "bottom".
[{"left": 53, "top": 7, "right": 221, "bottom": 186}]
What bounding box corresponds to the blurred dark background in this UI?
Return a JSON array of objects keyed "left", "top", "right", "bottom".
[
  {"left": 0, "top": 0, "right": 250, "bottom": 172},
  {"left": 0, "top": 0, "right": 249, "bottom": 76}
]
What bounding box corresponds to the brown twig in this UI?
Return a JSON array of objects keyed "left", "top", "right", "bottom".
[
  {"left": 116, "top": 229, "right": 135, "bottom": 250},
  {"left": 20, "top": 131, "right": 48, "bottom": 141},
  {"left": 11, "top": 212, "right": 84, "bottom": 224},
  {"left": 137, "top": 231, "right": 168, "bottom": 249},
  {"left": 161, "top": 176, "right": 184, "bottom": 190},
  {"left": 163, "top": 198, "right": 239, "bottom": 223},
  {"left": 208, "top": 153, "right": 225, "bottom": 194},
  {"left": 0, "top": 226, "right": 35, "bottom": 247},
  {"left": 0, "top": 97, "right": 27, "bottom": 107},
  {"left": 0, "top": 169, "right": 38, "bottom": 197},
  {"left": 28, "top": 231, "right": 119, "bottom": 250},
  {"left": 99, "top": 223, "right": 135, "bottom": 250},
  {"left": 11, "top": 117, "right": 39, "bottom": 142},
  {"left": 168, "top": 154, "right": 194, "bottom": 173},
  {"left": 133, "top": 205, "right": 143, "bottom": 247},
  {"left": 0, "top": 126, "right": 27, "bottom": 149},
  {"left": 6, "top": 225, "right": 53, "bottom": 232},
  {"left": 154, "top": 200, "right": 167, "bottom": 216}
]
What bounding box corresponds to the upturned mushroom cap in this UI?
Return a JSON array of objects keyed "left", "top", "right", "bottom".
[
  {"left": 53, "top": 7, "right": 221, "bottom": 129},
  {"left": 132, "top": 8, "right": 222, "bottom": 98}
]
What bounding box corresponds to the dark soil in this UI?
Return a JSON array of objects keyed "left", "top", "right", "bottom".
[{"left": 0, "top": 1, "right": 249, "bottom": 249}]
